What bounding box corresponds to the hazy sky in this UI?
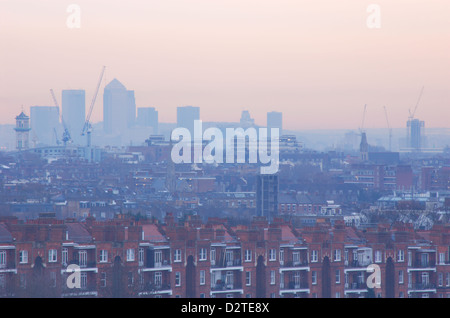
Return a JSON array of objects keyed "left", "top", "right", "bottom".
[{"left": 1, "top": 0, "right": 449, "bottom": 130}]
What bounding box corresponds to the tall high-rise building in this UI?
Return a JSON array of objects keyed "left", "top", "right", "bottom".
[
  {"left": 62, "top": 90, "right": 85, "bottom": 145},
  {"left": 137, "top": 107, "right": 159, "bottom": 134},
  {"left": 14, "top": 111, "right": 31, "bottom": 150},
  {"left": 267, "top": 111, "right": 282, "bottom": 136},
  {"left": 30, "top": 106, "right": 60, "bottom": 146},
  {"left": 177, "top": 106, "right": 200, "bottom": 136},
  {"left": 407, "top": 118, "right": 425, "bottom": 151},
  {"left": 256, "top": 173, "right": 279, "bottom": 223},
  {"left": 103, "top": 79, "right": 136, "bottom": 135}
]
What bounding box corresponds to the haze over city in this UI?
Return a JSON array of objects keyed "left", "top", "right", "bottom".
[{"left": 1, "top": 0, "right": 449, "bottom": 130}]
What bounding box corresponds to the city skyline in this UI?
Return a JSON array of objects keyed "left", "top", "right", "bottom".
[{"left": 1, "top": 1, "right": 449, "bottom": 130}]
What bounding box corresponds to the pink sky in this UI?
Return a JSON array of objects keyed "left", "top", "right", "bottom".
[{"left": 0, "top": 0, "right": 449, "bottom": 130}]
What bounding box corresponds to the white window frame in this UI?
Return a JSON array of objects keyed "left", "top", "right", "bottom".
[
  {"left": 19, "top": 250, "right": 28, "bottom": 264},
  {"left": 174, "top": 249, "right": 182, "bottom": 263},
  {"left": 312, "top": 271, "right": 317, "bottom": 285},
  {"left": 269, "top": 249, "right": 276, "bottom": 261},
  {"left": 48, "top": 249, "right": 57, "bottom": 263},
  {"left": 375, "top": 250, "right": 382, "bottom": 263},
  {"left": 138, "top": 248, "right": 145, "bottom": 266},
  {"left": 245, "top": 271, "right": 251, "bottom": 286},
  {"left": 397, "top": 250, "right": 404, "bottom": 262},
  {"left": 200, "top": 270, "right": 206, "bottom": 285},
  {"left": 270, "top": 270, "right": 276, "bottom": 285},
  {"left": 311, "top": 250, "right": 318, "bottom": 263},
  {"left": 199, "top": 248, "right": 207, "bottom": 261},
  {"left": 126, "top": 248, "right": 135, "bottom": 262},
  {"left": 99, "top": 250, "right": 108, "bottom": 263},
  {"left": 245, "top": 249, "right": 252, "bottom": 262},
  {"left": 334, "top": 249, "right": 341, "bottom": 262},
  {"left": 175, "top": 272, "right": 181, "bottom": 286}
]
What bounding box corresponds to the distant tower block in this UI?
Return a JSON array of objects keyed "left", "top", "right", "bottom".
[{"left": 14, "top": 111, "right": 31, "bottom": 150}]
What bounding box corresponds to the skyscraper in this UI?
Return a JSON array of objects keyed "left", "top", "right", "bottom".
[
  {"left": 30, "top": 106, "right": 60, "bottom": 146},
  {"left": 137, "top": 107, "right": 159, "bottom": 134},
  {"left": 103, "top": 79, "right": 136, "bottom": 135},
  {"left": 267, "top": 111, "right": 282, "bottom": 136},
  {"left": 14, "top": 111, "right": 31, "bottom": 150},
  {"left": 407, "top": 118, "right": 425, "bottom": 151},
  {"left": 62, "top": 89, "right": 85, "bottom": 145},
  {"left": 177, "top": 106, "right": 200, "bottom": 136},
  {"left": 256, "top": 173, "right": 279, "bottom": 223}
]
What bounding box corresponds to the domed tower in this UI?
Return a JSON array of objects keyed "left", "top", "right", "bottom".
[{"left": 14, "top": 111, "right": 31, "bottom": 150}]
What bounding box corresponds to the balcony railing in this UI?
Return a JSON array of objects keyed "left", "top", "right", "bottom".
[
  {"left": 142, "top": 283, "right": 171, "bottom": 292},
  {"left": 409, "top": 283, "right": 436, "bottom": 290},
  {"left": 345, "top": 282, "right": 367, "bottom": 290},
  {"left": 211, "top": 281, "right": 242, "bottom": 291},
  {"left": 68, "top": 260, "right": 97, "bottom": 268},
  {"left": 281, "top": 282, "right": 309, "bottom": 290},
  {"left": 281, "top": 261, "right": 309, "bottom": 268},
  {"left": 410, "top": 261, "right": 436, "bottom": 269},
  {"left": 211, "top": 259, "right": 242, "bottom": 269}
]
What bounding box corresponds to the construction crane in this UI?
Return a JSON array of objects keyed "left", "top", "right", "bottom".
[
  {"left": 383, "top": 106, "right": 393, "bottom": 151},
  {"left": 408, "top": 86, "right": 424, "bottom": 120},
  {"left": 50, "top": 89, "right": 72, "bottom": 146},
  {"left": 359, "top": 104, "right": 367, "bottom": 133},
  {"left": 54, "top": 128, "right": 61, "bottom": 145},
  {"left": 81, "top": 66, "right": 106, "bottom": 147}
]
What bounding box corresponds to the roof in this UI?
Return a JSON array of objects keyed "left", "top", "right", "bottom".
[
  {"left": 16, "top": 112, "right": 29, "bottom": 119},
  {"left": 142, "top": 224, "right": 167, "bottom": 242},
  {"left": 104, "top": 78, "right": 126, "bottom": 90},
  {"left": 0, "top": 224, "right": 13, "bottom": 243},
  {"left": 66, "top": 223, "right": 92, "bottom": 243}
]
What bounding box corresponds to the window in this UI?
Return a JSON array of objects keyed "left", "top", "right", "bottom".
[
  {"left": 174, "top": 249, "right": 182, "bottom": 262},
  {"left": 279, "top": 249, "right": 284, "bottom": 264},
  {"left": 375, "top": 250, "right": 382, "bottom": 263},
  {"left": 50, "top": 271, "right": 56, "bottom": 288},
  {"left": 126, "top": 249, "right": 135, "bottom": 262},
  {"left": 139, "top": 248, "right": 144, "bottom": 266},
  {"left": 311, "top": 250, "right": 318, "bottom": 263},
  {"left": 270, "top": 270, "right": 276, "bottom": 285},
  {"left": 407, "top": 251, "right": 412, "bottom": 266},
  {"left": 62, "top": 248, "right": 68, "bottom": 265},
  {"left": 79, "top": 250, "right": 87, "bottom": 267},
  {"left": 210, "top": 248, "right": 216, "bottom": 265},
  {"left": 335, "top": 270, "right": 340, "bottom": 284},
  {"left": 399, "top": 270, "right": 404, "bottom": 284},
  {"left": 101, "top": 272, "right": 107, "bottom": 287},
  {"left": 199, "top": 248, "right": 207, "bottom": 261},
  {"left": 269, "top": 249, "right": 276, "bottom": 261},
  {"left": 246, "top": 271, "right": 251, "bottom": 286},
  {"left": 334, "top": 249, "right": 341, "bottom": 262},
  {"left": 99, "top": 250, "right": 108, "bottom": 263},
  {"left": 127, "top": 272, "right": 134, "bottom": 286},
  {"left": 48, "top": 249, "right": 57, "bottom": 263},
  {"left": 155, "top": 272, "right": 162, "bottom": 287},
  {"left": 335, "top": 292, "right": 340, "bottom": 298},
  {"left": 293, "top": 252, "right": 300, "bottom": 265},
  {"left": 81, "top": 272, "right": 87, "bottom": 289},
  {"left": 399, "top": 292, "right": 404, "bottom": 298},
  {"left": 439, "top": 253, "right": 445, "bottom": 265},
  {"left": 175, "top": 272, "right": 181, "bottom": 286},
  {"left": 226, "top": 271, "right": 234, "bottom": 287},
  {"left": 245, "top": 250, "right": 252, "bottom": 262},
  {"left": 312, "top": 271, "right": 317, "bottom": 285},
  {"left": 200, "top": 270, "right": 206, "bottom": 285},
  {"left": 397, "top": 250, "right": 404, "bottom": 262},
  {"left": 438, "top": 273, "right": 443, "bottom": 287},
  {"left": 19, "top": 250, "right": 28, "bottom": 264},
  {"left": 447, "top": 273, "right": 450, "bottom": 287}
]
